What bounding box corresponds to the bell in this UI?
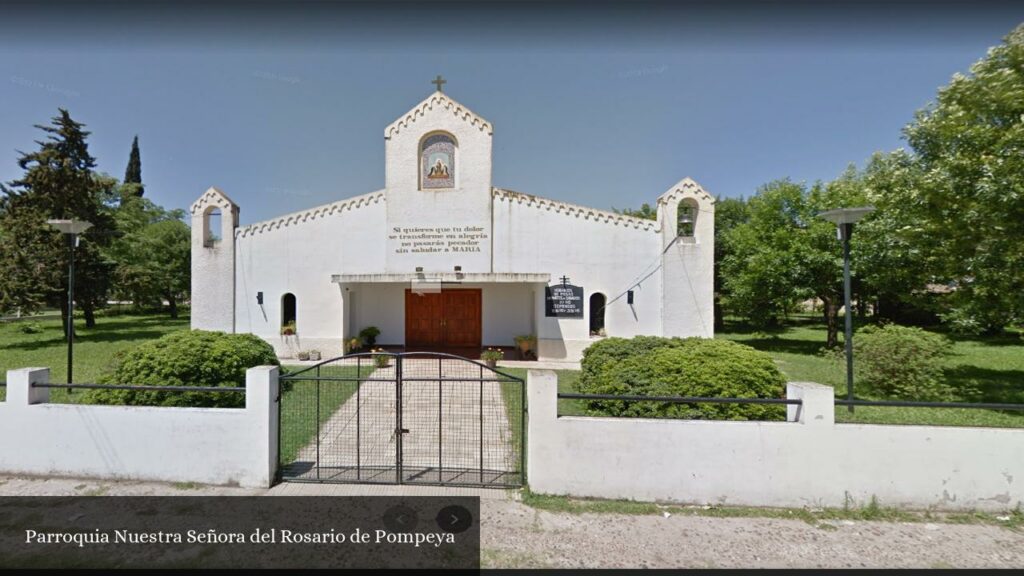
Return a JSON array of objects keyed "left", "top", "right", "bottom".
[{"left": 678, "top": 207, "right": 695, "bottom": 237}]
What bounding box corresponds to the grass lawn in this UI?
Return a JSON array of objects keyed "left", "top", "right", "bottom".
[
  {"left": 500, "top": 368, "right": 585, "bottom": 417},
  {"left": 493, "top": 370, "right": 529, "bottom": 480},
  {"left": 277, "top": 363, "right": 374, "bottom": 469},
  {"left": 718, "top": 316, "right": 1024, "bottom": 428},
  {"left": 0, "top": 312, "right": 190, "bottom": 403},
  {"left": 4, "top": 310, "right": 1020, "bottom": 429}
]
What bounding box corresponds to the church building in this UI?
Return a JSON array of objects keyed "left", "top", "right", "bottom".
[{"left": 190, "top": 81, "right": 715, "bottom": 362}]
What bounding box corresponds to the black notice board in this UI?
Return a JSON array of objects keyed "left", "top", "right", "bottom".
[{"left": 545, "top": 284, "right": 584, "bottom": 318}]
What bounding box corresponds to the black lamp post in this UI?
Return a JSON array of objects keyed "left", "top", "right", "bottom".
[
  {"left": 46, "top": 219, "right": 92, "bottom": 386},
  {"left": 817, "top": 207, "right": 874, "bottom": 413}
]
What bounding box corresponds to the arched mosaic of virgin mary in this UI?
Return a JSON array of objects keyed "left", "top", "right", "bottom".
[{"left": 421, "top": 133, "right": 455, "bottom": 189}]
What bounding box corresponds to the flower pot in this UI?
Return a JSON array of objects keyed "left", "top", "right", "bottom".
[
  {"left": 485, "top": 359, "right": 497, "bottom": 369},
  {"left": 309, "top": 351, "right": 321, "bottom": 361}
]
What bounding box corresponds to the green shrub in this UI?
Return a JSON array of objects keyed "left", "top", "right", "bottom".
[
  {"left": 580, "top": 335, "right": 686, "bottom": 384},
  {"left": 577, "top": 337, "right": 787, "bottom": 420},
  {"left": 854, "top": 324, "right": 955, "bottom": 401},
  {"left": 17, "top": 321, "right": 44, "bottom": 334},
  {"left": 84, "top": 330, "right": 280, "bottom": 407}
]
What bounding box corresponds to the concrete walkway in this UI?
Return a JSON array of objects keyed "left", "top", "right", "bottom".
[
  {"left": 292, "top": 358, "right": 520, "bottom": 485},
  {"left": 281, "top": 357, "right": 582, "bottom": 372},
  {"left": 497, "top": 359, "right": 581, "bottom": 371}
]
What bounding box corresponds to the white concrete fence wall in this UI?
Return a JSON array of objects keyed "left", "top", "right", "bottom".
[
  {"left": 0, "top": 366, "right": 280, "bottom": 488},
  {"left": 527, "top": 370, "right": 1024, "bottom": 511}
]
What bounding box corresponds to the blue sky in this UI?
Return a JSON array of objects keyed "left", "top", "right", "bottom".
[{"left": 0, "top": 2, "right": 1020, "bottom": 225}]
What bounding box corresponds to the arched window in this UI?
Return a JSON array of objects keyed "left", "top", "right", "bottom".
[
  {"left": 281, "top": 293, "right": 297, "bottom": 335},
  {"left": 589, "top": 293, "right": 606, "bottom": 336},
  {"left": 677, "top": 201, "right": 697, "bottom": 238},
  {"left": 203, "top": 207, "right": 222, "bottom": 247},
  {"left": 420, "top": 132, "right": 456, "bottom": 189}
]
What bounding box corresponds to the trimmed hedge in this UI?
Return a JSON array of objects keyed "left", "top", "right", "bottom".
[
  {"left": 577, "top": 336, "right": 787, "bottom": 420},
  {"left": 84, "top": 330, "right": 280, "bottom": 407},
  {"left": 853, "top": 324, "right": 955, "bottom": 401}
]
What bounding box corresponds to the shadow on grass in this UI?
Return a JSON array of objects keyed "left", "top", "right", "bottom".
[
  {"left": 944, "top": 365, "right": 1024, "bottom": 404},
  {"left": 732, "top": 337, "right": 828, "bottom": 357},
  {"left": 943, "top": 333, "right": 1024, "bottom": 347},
  {"left": 1, "top": 318, "right": 188, "bottom": 352}
]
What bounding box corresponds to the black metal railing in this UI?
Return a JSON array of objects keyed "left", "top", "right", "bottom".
[
  {"left": 31, "top": 383, "right": 246, "bottom": 393},
  {"left": 559, "top": 392, "right": 1024, "bottom": 415},
  {"left": 835, "top": 398, "right": 1024, "bottom": 411},
  {"left": 558, "top": 393, "right": 802, "bottom": 406}
]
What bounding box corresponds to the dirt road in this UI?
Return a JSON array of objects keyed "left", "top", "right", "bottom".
[{"left": 1, "top": 475, "right": 1020, "bottom": 569}]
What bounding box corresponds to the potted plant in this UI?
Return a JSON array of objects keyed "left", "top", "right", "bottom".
[
  {"left": 371, "top": 347, "right": 391, "bottom": 368},
  {"left": 308, "top": 349, "right": 321, "bottom": 361},
  {"left": 281, "top": 322, "right": 297, "bottom": 336},
  {"left": 359, "top": 326, "right": 381, "bottom": 348},
  {"left": 345, "top": 337, "right": 362, "bottom": 354},
  {"left": 480, "top": 348, "right": 503, "bottom": 368},
  {"left": 297, "top": 350, "right": 310, "bottom": 361},
  {"left": 513, "top": 334, "right": 535, "bottom": 356}
]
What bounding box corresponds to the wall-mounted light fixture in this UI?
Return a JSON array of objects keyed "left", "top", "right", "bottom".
[
  {"left": 257, "top": 291, "right": 264, "bottom": 305},
  {"left": 454, "top": 265, "right": 462, "bottom": 272},
  {"left": 415, "top": 266, "right": 423, "bottom": 273},
  {"left": 627, "top": 290, "right": 635, "bottom": 305}
]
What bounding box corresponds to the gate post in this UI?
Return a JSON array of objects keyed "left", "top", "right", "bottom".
[
  {"left": 246, "top": 365, "right": 280, "bottom": 488},
  {"left": 395, "top": 354, "right": 403, "bottom": 484},
  {"left": 526, "top": 370, "right": 557, "bottom": 490}
]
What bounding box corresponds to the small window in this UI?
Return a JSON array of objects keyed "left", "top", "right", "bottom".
[
  {"left": 589, "top": 293, "right": 606, "bottom": 336},
  {"left": 281, "top": 293, "right": 297, "bottom": 335},
  {"left": 677, "top": 202, "right": 696, "bottom": 238},
  {"left": 203, "top": 207, "right": 222, "bottom": 247}
]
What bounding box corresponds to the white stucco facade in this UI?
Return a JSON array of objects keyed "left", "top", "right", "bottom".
[{"left": 191, "top": 89, "right": 714, "bottom": 361}]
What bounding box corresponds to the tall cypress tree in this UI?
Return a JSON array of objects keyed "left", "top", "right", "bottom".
[
  {"left": 0, "top": 109, "right": 115, "bottom": 330},
  {"left": 123, "top": 135, "right": 143, "bottom": 198}
]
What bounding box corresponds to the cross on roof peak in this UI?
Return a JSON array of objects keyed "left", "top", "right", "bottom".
[{"left": 431, "top": 75, "right": 446, "bottom": 92}]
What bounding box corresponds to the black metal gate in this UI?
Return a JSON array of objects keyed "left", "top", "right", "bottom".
[{"left": 277, "top": 352, "right": 525, "bottom": 488}]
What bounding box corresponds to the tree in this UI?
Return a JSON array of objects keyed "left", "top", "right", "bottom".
[
  {"left": 720, "top": 180, "right": 811, "bottom": 331},
  {"left": 712, "top": 196, "right": 749, "bottom": 328},
  {"left": 721, "top": 176, "right": 867, "bottom": 348},
  {"left": 901, "top": 24, "right": 1024, "bottom": 333},
  {"left": 852, "top": 150, "right": 937, "bottom": 322},
  {"left": 123, "top": 135, "right": 143, "bottom": 198},
  {"left": 0, "top": 109, "right": 116, "bottom": 330},
  {"left": 105, "top": 194, "right": 190, "bottom": 318},
  {"left": 613, "top": 203, "right": 657, "bottom": 220}
]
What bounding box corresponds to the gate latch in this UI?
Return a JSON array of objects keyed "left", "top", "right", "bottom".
[{"left": 398, "top": 428, "right": 410, "bottom": 434}]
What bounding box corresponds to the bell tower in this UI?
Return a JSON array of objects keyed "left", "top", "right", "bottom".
[
  {"left": 190, "top": 187, "right": 239, "bottom": 332},
  {"left": 658, "top": 177, "right": 715, "bottom": 338}
]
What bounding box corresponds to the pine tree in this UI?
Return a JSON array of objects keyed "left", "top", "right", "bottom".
[
  {"left": 0, "top": 109, "right": 116, "bottom": 330},
  {"left": 123, "top": 135, "right": 144, "bottom": 198}
]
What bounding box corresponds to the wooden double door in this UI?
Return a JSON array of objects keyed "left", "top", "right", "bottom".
[{"left": 405, "top": 289, "right": 482, "bottom": 348}]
